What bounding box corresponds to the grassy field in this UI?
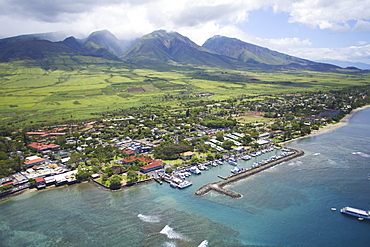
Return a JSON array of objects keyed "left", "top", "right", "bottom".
[{"left": 1, "top": 57, "right": 369, "bottom": 127}]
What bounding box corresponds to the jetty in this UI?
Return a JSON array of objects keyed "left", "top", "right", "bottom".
[{"left": 194, "top": 147, "right": 304, "bottom": 198}]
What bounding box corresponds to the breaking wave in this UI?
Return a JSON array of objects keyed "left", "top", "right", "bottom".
[
  {"left": 352, "top": 152, "right": 370, "bottom": 158},
  {"left": 198, "top": 240, "right": 209, "bottom": 247},
  {"left": 162, "top": 241, "right": 177, "bottom": 247},
  {"left": 138, "top": 214, "right": 161, "bottom": 223},
  {"left": 159, "top": 225, "right": 190, "bottom": 241}
]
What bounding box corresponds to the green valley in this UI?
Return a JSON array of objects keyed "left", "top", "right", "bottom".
[{"left": 1, "top": 56, "right": 369, "bottom": 128}]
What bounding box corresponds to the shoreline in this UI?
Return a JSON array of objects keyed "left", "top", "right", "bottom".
[
  {"left": 2, "top": 105, "right": 369, "bottom": 201},
  {"left": 281, "top": 105, "right": 370, "bottom": 145}
]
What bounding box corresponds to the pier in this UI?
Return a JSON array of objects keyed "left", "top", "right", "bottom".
[{"left": 194, "top": 147, "right": 304, "bottom": 198}]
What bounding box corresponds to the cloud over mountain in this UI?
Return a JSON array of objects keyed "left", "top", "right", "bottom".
[{"left": 1, "top": 0, "right": 369, "bottom": 64}]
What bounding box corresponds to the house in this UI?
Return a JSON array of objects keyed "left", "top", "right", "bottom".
[
  {"left": 34, "top": 177, "right": 46, "bottom": 189},
  {"left": 140, "top": 161, "right": 163, "bottom": 173},
  {"left": 28, "top": 142, "right": 60, "bottom": 151},
  {"left": 24, "top": 157, "right": 45, "bottom": 168},
  {"left": 180, "top": 151, "right": 195, "bottom": 160},
  {"left": 119, "top": 156, "right": 153, "bottom": 165},
  {"left": 124, "top": 150, "right": 136, "bottom": 156}
]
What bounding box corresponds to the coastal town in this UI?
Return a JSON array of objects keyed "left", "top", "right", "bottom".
[{"left": 1, "top": 86, "right": 369, "bottom": 198}]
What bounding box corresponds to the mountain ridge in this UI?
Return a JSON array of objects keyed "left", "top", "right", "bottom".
[{"left": 0, "top": 29, "right": 343, "bottom": 71}]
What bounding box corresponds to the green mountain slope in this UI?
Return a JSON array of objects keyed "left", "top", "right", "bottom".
[
  {"left": 0, "top": 34, "right": 120, "bottom": 63},
  {"left": 203, "top": 35, "right": 339, "bottom": 70},
  {"left": 121, "top": 30, "right": 239, "bottom": 68},
  {"left": 0, "top": 37, "right": 80, "bottom": 62}
]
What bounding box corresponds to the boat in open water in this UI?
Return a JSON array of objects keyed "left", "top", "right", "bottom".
[{"left": 340, "top": 206, "right": 370, "bottom": 220}]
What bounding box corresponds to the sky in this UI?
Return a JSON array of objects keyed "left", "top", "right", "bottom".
[{"left": 0, "top": 0, "right": 370, "bottom": 65}]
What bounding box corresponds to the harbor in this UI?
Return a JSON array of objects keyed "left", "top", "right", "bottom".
[{"left": 194, "top": 147, "right": 304, "bottom": 198}]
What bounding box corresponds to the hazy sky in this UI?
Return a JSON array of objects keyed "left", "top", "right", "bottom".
[{"left": 1, "top": 0, "right": 369, "bottom": 64}]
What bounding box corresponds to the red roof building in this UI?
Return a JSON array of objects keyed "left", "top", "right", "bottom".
[
  {"left": 140, "top": 161, "right": 163, "bottom": 173},
  {"left": 24, "top": 158, "right": 45, "bottom": 167},
  {"left": 28, "top": 142, "right": 60, "bottom": 151},
  {"left": 120, "top": 156, "right": 154, "bottom": 164},
  {"left": 125, "top": 150, "right": 136, "bottom": 156},
  {"left": 34, "top": 177, "right": 46, "bottom": 189}
]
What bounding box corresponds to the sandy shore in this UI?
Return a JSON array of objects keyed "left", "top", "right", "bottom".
[{"left": 282, "top": 105, "right": 370, "bottom": 145}]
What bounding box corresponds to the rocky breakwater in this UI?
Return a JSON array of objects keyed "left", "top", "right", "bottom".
[{"left": 194, "top": 147, "right": 304, "bottom": 198}]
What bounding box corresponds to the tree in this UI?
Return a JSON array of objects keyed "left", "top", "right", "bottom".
[
  {"left": 206, "top": 153, "right": 215, "bottom": 161},
  {"left": 126, "top": 170, "right": 138, "bottom": 183},
  {"left": 216, "top": 131, "right": 224, "bottom": 141},
  {"left": 190, "top": 156, "right": 202, "bottom": 164},
  {"left": 109, "top": 174, "right": 122, "bottom": 188},
  {"left": 76, "top": 169, "right": 92, "bottom": 181},
  {"left": 215, "top": 153, "right": 223, "bottom": 159},
  {"left": 222, "top": 140, "right": 234, "bottom": 150},
  {"left": 28, "top": 178, "right": 36, "bottom": 188},
  {"left": 68, "top": 152, "right": 81, "bottom": 167},
  {"left": 241, "top": 135, "right": 252, "bottom": 145},
  {"left": 101, "top": 173, "right": 108, "bottom": 182},
  {"left": 301, "top": 126, "right": 311, "bottom": 136}
]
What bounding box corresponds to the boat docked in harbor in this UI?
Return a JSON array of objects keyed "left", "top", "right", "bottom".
[
  {"left": 231, "top": 167, "right": 243, "bottom": 174},
  {"left": 177, "top": 180, "right": 192, "bottom": 189},
  {"left": 340, "top": 206, "right": 370, "bottom": 220},
  {"left": 216, "top": 160, "right": 223, "bottom": 165},
  {"left": 241, "top": 155, "right": 251, "bottom": 160},
  {"left": 189, "top": 166, "right": 201, "bottom": 174}
]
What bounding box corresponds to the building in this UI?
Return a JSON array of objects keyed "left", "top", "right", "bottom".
[
  {"left": 139, "top": 161, "right": 163, "bottom": 173},
  {"left": 180, "top": 151, "right": 195, "bottom": 160},
  {"left": 34, "top": 177, "right": 46, "bottom": 189},
  {"left": 119, "top": 156, "right": 153, "bottom": 165},
  {"left": 24, "top": 157, "right": 45, "bottom": 168},
  {"left": 28, "top": 142, "right": 60, "bottom": 151}
]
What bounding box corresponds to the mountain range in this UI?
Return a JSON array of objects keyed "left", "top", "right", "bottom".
[{"left": 0, "top": 29, "right": 356, "bottom": 71}]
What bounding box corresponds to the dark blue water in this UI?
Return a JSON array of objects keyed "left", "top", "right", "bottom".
[{"left": 1, "top": 108, "right": 370, "bottom": 247}]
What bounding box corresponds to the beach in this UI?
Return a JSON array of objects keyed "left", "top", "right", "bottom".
[{"left": 282, "top": 104, "right": 370, "bottom": 145}]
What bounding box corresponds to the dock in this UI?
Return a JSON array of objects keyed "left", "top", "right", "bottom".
[{"left": 194, "top": 147, "right": 304, "bottom": 199}]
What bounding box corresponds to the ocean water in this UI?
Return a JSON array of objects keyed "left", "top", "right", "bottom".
[{"left": 1, "top": 108, "right": 370, "bottom": 247}]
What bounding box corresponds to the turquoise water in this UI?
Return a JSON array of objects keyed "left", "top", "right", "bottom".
[{"left": 1, "top": 108, "right": 370, "bottom": 247}]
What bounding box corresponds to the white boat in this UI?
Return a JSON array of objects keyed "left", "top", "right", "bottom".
[
  {"left": 198, "top": 164, "right": 208, "bottom": 170},
  {"left": 189, "top": 166, "right": 201, "bottom": 174},
  {"left": 331, "top": 208, "right": 337, "bottom": 211},
  {"left": 216, "top": 160, "right": 223, "bottom": 165},
  {"left": 178, "top": 180, "right": 192, "bottom": 189},
  {"left": 241, "top": 155, "right": 251, "bottom": 160},
  {"left": 340, "top": 206, "right": 370, "bottom": 220},
  {"left": 228, "top": 161, "right": 237, "bottom": 166},
  {"left": 231, "top": 167, "right": 243, "bottom": 174},
  {"left": 170, "top": 182, "right": 178, "bottom": 188}
]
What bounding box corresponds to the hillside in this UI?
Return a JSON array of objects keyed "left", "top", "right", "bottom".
[
  {"left": 0, "top": 30, "right": 343, "bottom": 71},
  {"left": 121, "top": 30, "right": 240, "bottom": 68},
  {"left": 202, "top": 35, "right": 339, "bottom": 71},
  {"left": 0, "top": 37, "right": 80, "bottom": 62}
]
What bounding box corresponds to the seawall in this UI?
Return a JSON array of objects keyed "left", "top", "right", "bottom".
[{"left": 194, "top": 147, "right": 304, "bottom": 198}]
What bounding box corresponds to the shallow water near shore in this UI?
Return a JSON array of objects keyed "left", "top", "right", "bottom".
[{"left": 1, "top": 108, "right": 370, "bottom": 246}]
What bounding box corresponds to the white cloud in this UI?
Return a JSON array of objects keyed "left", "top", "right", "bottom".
[
  {"left": 353, "top": 20, "right": 370, "bottom": 32},
  {"left": 357, "top": 41, "right": 367, "bottom": 46},
  {"left": 1, "top": 0, "right": 370, "bottom": 63},
  {"left": 289, "top": 44, "right": 370, "bottom": 64},
  {"left": 287, "top": 0, "right": 370, "bottom": 32}
]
